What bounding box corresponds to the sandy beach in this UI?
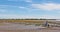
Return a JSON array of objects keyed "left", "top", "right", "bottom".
[
  {"left": 0, "top": 27, "right": 60, "bottom": 32},
  {"left": 0, "top": 23, "right": 60, "bottom": 32}
]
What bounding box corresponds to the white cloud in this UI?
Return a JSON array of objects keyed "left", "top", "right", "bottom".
[
  {"left": 40, "top": 15, "right": 60, "bottom": 19},
  {"left": 22, "top": 0, "right": 32, "bottom": 3},
  {"left": 0, "top": 9, "right": 7, "bottom": 12},
  {"left": 19, "top": 6, "right": 30, "bottom": 9},
  {"left": 0, "top": 14, "right": 21, "bottom": 19},
  {"left": 25, "top": 0, "right": 32, "bottom": 2},
  {"left": 19, "top": 6, "right": 31, "bottom": 11},
  {"left": 0, "top": 14, "right": 60, "bottom": 19},
  {"left": 0, "top": 14, "right": 39, "bottom": 19},
  {"left": 8, "top": 0, "right": 18, "bottom": 1},
  {"left": 19, "top": 6, "right": 25, "bottom": 8},
  {"left": 40, "top": 15, "right": 55, "bottom": 19},
  {"left": 0, "top": 5, "right": 8, "bottom": 12},
  {"left": 8, "top": 0, "right": 32, "bottom": 2},
  {"left": 32, "top": 3, "right": 60, "bottom": 11}
]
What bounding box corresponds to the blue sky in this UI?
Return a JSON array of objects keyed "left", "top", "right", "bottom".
[{"left": 0, "top": 0, "right": 60, "bottom": 19}]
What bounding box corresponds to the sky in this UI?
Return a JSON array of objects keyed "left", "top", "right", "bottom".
[{"left": 0, "top": 0, "right": 60, "bottom": 19}]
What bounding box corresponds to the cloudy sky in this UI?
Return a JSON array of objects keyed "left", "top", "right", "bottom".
[{"left": 0, "top": 0, "right": 60, "bottom": 19}]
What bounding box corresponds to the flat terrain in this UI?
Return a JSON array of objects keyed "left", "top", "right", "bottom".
[
  {"left": 0, "top": 27, "right": 60, "bottom": 32},
  {"left": 0, "top": 23, "right": 60, "bottom": 32},
  {"left": 0, "top": 19, "right": 60, "bottom": 32}
]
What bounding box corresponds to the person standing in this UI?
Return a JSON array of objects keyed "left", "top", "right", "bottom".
[{"left": 45, "top": 21, "right": 49, "bottom": 27}]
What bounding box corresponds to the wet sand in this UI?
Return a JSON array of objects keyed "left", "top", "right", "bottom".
[
  {"left": 0, "top": 28, "right": 60, "bottom": 32},
  {"left": 0, "top": 23, "right": 60, "bottom": 32}
]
